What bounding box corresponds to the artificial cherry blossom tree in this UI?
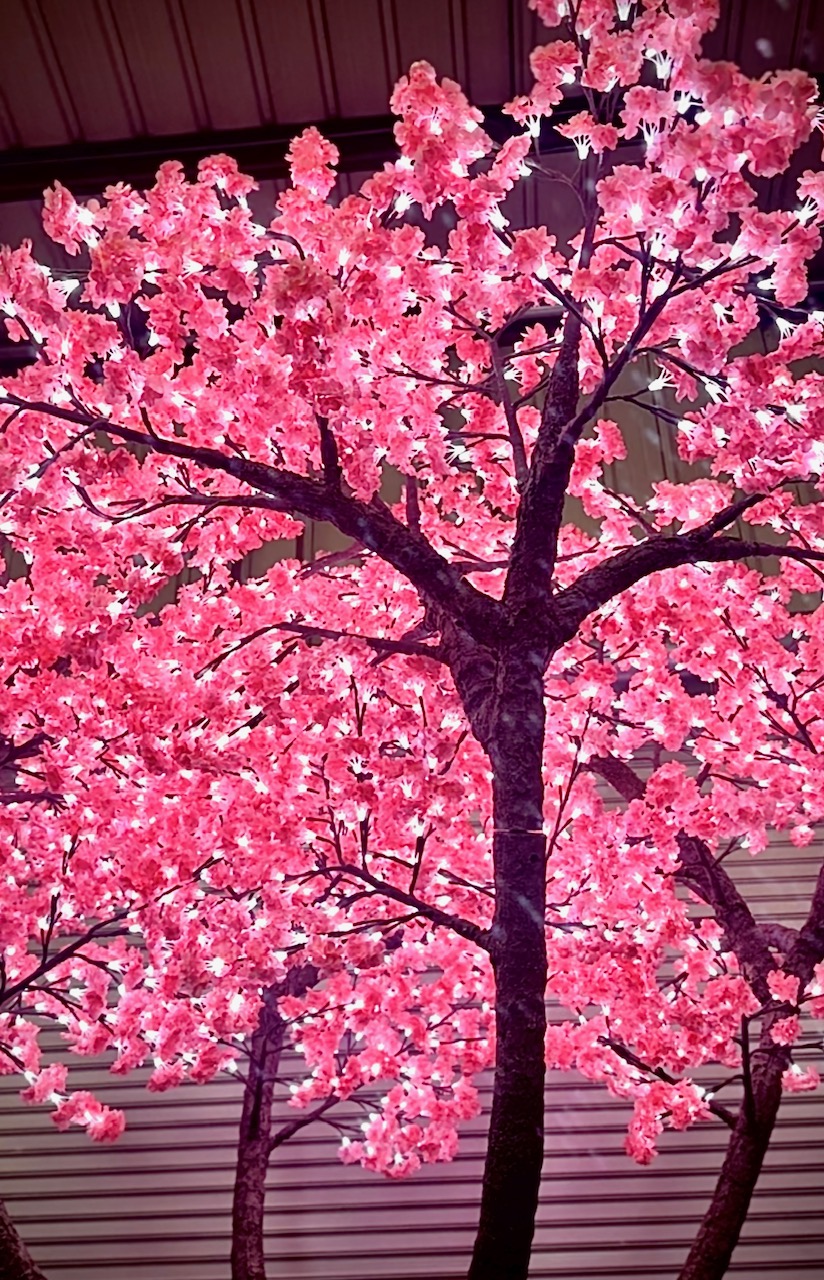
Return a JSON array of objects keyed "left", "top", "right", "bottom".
[{"left": 2, "top": 0, "right": 824, "bottom": 1277}]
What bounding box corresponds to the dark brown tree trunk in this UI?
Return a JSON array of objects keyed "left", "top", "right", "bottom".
[
  {"left": 0, "top": 1200, "right": 48, "bottom": 1280},
  {"left": 677, "top": 1035, "right": 789, "bottom": 1280},
  {"left": 230, "top": 986, "right": 286, "bottom": 1280},
  {"left": 230, "top": 966, "right": 319, "bottom": 1280},
  {"left": 468, "top": 643, "right": 548, "bottom": 1280}
]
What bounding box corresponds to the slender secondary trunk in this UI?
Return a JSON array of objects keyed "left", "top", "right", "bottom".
[
  {"left": 230, "top": 985, "right": 287, "bottom": 1280},
  {"left": 469, "top": 643, "right": 549, "bottom": 1280},
  {"left": 0, "top": 1200, "right": 48, "bottom": 1280},
  {"left": 230, "top": 967, "right": 320, "bottom": 1280},
  {"left": 677, "top": 1034, "right": 789, "bottom": 1280}
]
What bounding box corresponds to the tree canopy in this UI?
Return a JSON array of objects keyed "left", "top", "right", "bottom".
[{"left": 2, "top": 1, "right": 824, "bottom": 1277}]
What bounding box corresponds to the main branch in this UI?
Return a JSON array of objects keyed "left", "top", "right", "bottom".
[
  {"left": 2, "top": 397, "right": 503, "bottom": 647},
  {"left": 556, "top": 530, "right": 824, "bottom": 640}
]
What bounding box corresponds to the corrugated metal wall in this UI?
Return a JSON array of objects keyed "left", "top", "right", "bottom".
[{"left": 2, "top": 835, "right": 822, "bottom": 1279}]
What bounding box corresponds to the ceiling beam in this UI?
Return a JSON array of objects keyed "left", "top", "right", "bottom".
[{"left": 0, "top": 106, "right": 547, "bottom": 203}]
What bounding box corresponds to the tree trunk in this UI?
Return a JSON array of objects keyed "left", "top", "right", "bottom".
[
  {"left": 469, "top": 644, "right": 548, "bottom": 1280},
  {"left": 230, "top": 987, "right": 286, "bottom": 1280},
  {"left": 0, "top": 1200, "right": 48, "bottom": 1280},
  {"left": 677, "top": 1035, "right": 789, "bottom": 1280},
  {"left": 230, "top": 966, "right": 319, "bottom": 1280}
]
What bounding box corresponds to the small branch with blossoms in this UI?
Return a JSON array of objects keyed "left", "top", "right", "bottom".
[
  {"left": 323, "top": 860, "right": 491, "bottom": 951},
  {"left": 599, "top": 1034, "right": 737, "bottom": 1130}
]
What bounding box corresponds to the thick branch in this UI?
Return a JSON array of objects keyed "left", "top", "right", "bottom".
[
  {"left": 3, "top": 397, "right": 503, "bottom": 646},
  {"left": 504, "top": 314, "right": 582, "bottom": 616},
  {"left": 556, "top": 531, "right": 824, "bottom": 640}
]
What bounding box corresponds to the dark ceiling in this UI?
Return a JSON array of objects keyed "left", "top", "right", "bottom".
[
  {"left": 0, "top": 0, "right": 821, "bottom": 273},
  {"left": 0, "top": 0, "right": 821, "bottom": 193}
]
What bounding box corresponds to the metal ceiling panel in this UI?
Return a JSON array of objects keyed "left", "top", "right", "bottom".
[
  {"left": 108, "top": 0, "right": 202, "bottom": 137},
  {"left": 0, "top": 0, "right": 75, "bottom": 147},
  {"left": 322, "top": 0, "right": 393, "bottom": 117},
  {"left": 463, "top": 0, "right": 514, "bottom": 105},
  {"left": 251, "top": 0, "right": 330, "bottom": 124},
  {"left": 393, "top": 0, "right": 461, "bottom": 86},
  {"left": 179, "top": 0, "right": 265, "bottom": 130},
  {"left": 36, "top": 0, "right": 136, "bottom": 142},
  {"left": 0, "top": 88, "right": 18, "bottom": 150}
]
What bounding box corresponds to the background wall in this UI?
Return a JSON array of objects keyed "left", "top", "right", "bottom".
[{"left": 2, "top": 834, "right": 822, "bottom": 1280}]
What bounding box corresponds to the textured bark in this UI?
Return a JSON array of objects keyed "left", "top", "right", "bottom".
[
  {"left": 0, "top": 1200, "right": 48, "bottom": 1280},
  {"left": 230, "top": 986, "right": 287, "bottom": 1280},
  {"left": 468, "top": 642, "right": 549, "bottom": 1280},
  {"left": 677, "top": 1035, "right": 788, "bottom": 1280},
  {"left": 465, "top": 305, "right": 582, "bottom": 1278},
  {"left": 230, "top": 967, "right": 318, "bottom": 1280}
]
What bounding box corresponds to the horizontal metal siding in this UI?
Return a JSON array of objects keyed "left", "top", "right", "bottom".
[
  {"left": 2, "top": 838, "right": 822, "bottom": 1279},
  {"left": 3, "top": 1087, "right": 823, "bottom": 1278}
]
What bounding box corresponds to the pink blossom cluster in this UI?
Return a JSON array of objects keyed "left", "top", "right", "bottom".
[{"left": 0, "top": 0, "right": 823, "bottom": 1173}]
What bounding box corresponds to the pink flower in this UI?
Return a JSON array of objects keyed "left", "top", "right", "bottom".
[
  {"left": 767, "top": 970, "right": 800, "bottom": 1005},
  {"left": 782, "top": 1065, "right": 820, "bottom": 1093},
  {"left": 528, "top": 0, "right": 571, "bottom": 25},
  {"left": 770, "top": 1015, "right": 801, "bottom": 1045},
  {"left": 390, "top": 62, "right": 490, "bottom": 215},
  {"left": 147, "top": 1060, "right": 186, "bottom": 1092},
  {"left": 20, "top": 1063, "right": 67, "bottom": 1105},
  {"left": 286, "top": 128, "right": 339, "bottom": 199},
  {"left": 197, "top": 154, "right": 256, "bottom": 199},
  {"left": 51, "top": 1091, "right": 126, "bottom": 1142},
  {"left": 556, "top": 112, "right": 619, "bottom": 158},
  {"left": 42, "top": 181, "right": 96, "bottom": 255},
  {"left": 529, "top": 42, "right": 580, "bottom": 99},
  {"left": 86, "top": 1106, "right": 126, "bottom": 1142},
  {"left": 622, "top": 87, "right": 676, "bottom": 139}
]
